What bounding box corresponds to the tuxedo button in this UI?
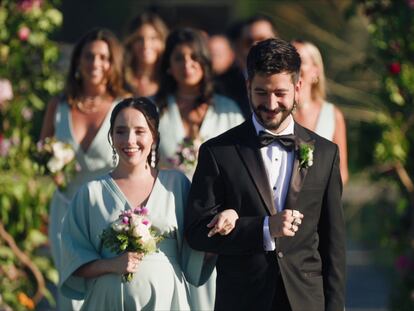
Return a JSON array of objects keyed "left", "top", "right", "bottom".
[{"left": 277, "top": 251, "right": 284, "bottom": 258}]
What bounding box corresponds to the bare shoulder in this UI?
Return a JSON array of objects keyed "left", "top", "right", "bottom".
[{"left": 39, "top": 96, "right": 63, "bottom": 140}]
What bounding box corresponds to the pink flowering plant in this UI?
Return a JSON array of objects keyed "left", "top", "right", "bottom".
[
  {"left": 0, "top": 0, "right": 64, "bottom": 309},
  {"left": 33, "top": 137, "right": 78, "bottom": 191},
  {"left": 168, "top": 137, "right": 203, "bottom": 176},
  {"left": 101, "top": 206, "right": 163, "bottom": 282}
]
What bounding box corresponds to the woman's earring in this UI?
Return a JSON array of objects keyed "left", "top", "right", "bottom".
[
  {"left": 112, "top": 146, "right": 117, "bottom": 166},
  {"left": 150, "top": 145, "right": 156, "bottom": 168},
  {"left": 312, "top": 75, "right": 319, "bottom": 84}
]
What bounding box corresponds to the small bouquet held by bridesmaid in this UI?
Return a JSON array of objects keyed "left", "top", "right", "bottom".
[
  {"left": 168, "top": 137, "right": 203, "bottom": 176},
  {"left": 34, "top": 137, "right": 78, "bottom": 190},
  {"left": 101, "top": 206, "right": 163, "bottom": 282}
]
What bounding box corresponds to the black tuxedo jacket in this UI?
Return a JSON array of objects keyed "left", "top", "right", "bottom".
[{"left": 185, "top": 119, "right": 346, "bottom": 311}]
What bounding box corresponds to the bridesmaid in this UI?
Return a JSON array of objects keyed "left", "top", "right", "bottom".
[
  {"left": 123, "top": 12, "right": 168, "bottom": 97},
  {"left": 291, "top": 39, "right": 349, "bottom": 184},
  {"left": 59, "top": 97, "right": 215, "bottom": 310},
  {"left": 39, "top": 28, "right": 127, "bottom": 310},
  {"left": 155, "top": 27, "right": 245, "bottom": 179},
  {"left": 154, "top": 27, "right": 245, "bottom": 310}
]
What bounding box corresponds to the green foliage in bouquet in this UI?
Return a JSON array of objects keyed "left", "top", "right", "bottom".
[
  {"left": 349, "top": 0, "right": 414, "bottom": 309},
  {"left": 0, "top": 0, "right": 63, "bottom": 309}
]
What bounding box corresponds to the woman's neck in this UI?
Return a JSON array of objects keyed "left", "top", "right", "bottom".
[
  {"left": 134, "top": 63, "right": 156, "bottom": 80},
  {"left": 298, "top": 85, "right": 314, "bottom": 110},
  {"left": 111, "top": 162, "right": 154, "bottom": 181},
  {"left": 82, "top": 83, "right": 107, "bottom": 98}
]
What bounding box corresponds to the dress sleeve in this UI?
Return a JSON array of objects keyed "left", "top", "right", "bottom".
[
  {"left": 59, "top": 184, "right": 101, "bottom": 299},
  {"left": 175, "top": 172, "right": 216, "bottom": 286}
]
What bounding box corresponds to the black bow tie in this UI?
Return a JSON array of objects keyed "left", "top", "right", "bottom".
[{"left": 258, "top": 131, "right": 296, "bottom": 150}]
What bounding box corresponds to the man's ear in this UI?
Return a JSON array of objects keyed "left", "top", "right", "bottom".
[
  {"left": 294, "top": 79, "right": 302, "bottom": 97},
  {"left": 246, "top": 79, "right": 251, "bottom": 97}
]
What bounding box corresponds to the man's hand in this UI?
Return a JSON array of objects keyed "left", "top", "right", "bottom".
[
  {"left": 269, "top": 209, "right": 304, "bottom": 238},
  {"left": 207, "top": 209, "right": 239, "bottom": 237}
]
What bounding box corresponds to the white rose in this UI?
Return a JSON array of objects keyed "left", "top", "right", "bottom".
[
  {"left": 131, "top": 216, "right": 152, "bottom": 243},
  {"left": 111, "top": 219, "right": 128, "bottom": 232},
  {"left": 47, "top": 156, "right": 64, "bottom": 173},
  {"left": 52, "top": 141, "right": 75, "bottom": 164}
]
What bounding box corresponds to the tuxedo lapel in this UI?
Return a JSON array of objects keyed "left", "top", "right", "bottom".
[
  {"left": 284, "top": 123, "right": 315, "bottom": 211},
  {"left": 235, "top": 121, "right": 276, "bottom": 216}
]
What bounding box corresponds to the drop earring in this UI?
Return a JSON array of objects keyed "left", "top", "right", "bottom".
[
  {"left": 112, "top": 146, "right": 117, "bottom": 166},
  {"left": 150, "top": 145, "right": 156, "bottom": 168}
]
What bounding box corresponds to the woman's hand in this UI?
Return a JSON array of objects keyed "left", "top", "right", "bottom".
[
  {"left": 74, "top": 251, "right": 143, "bottom": 278},
  {"left": 207, "top": 209, "right": 239, "bottom": 237},
  {"left": 111, "top": 252, "right": 144, "bottom": 274}
]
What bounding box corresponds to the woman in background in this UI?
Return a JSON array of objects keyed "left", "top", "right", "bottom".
[
  {"left": 156, "top": 27, "right": 244, "bottom": 179},
  {"left": 154, "top": 27, "right": 244, "bottom": 310},
  {"left": 292, "top": 39, "right": 349, "bottom": 184},
  {"left": 123, "top": 12, "right": 168, "bottom": 97},
  {"left": 40, "top": 28, "right": 127, "bottom": 310}
]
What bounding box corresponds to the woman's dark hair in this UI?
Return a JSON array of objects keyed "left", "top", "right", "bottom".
[
  {"left": 66, "top": 28, "right": 126, "bottom": 104},
  {"left": 108, "top": 97, "right": 160, "bottom": 167},
  {"left": 155, "top": 27, "right": 214, "bottom": 113},
  {"left": 247, "top": 38, "right": 301, "bottom": 83}
]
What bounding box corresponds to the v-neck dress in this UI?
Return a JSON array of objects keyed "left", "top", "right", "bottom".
[
  {"left": 314, "top": 101, "right": 335, "bottom": 141},
  {"left": 48, "top": 100, "right": 116, "bottom": 279},
  {"left": 59, "top": 170, "right": 212, "bottom": 311},
  {"left": 158, "top": 94, "right": 245, "bottom": 179}
]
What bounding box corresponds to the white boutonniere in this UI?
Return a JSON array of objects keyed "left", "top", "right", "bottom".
[{"left": 299, "top": 143, "right": 314, "bottom": 169}]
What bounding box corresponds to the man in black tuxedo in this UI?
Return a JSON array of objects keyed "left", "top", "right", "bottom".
[{"left": 185, "top": 38, "right": 345, "bottom": 311}]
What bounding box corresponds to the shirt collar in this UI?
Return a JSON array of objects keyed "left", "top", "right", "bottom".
[{"left": 252, "top": 113, "right": 294, "bottom": 136}]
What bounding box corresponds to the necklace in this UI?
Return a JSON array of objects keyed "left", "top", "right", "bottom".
[{"left": 75, "top": 94, "right": 108, "bottom": 114}]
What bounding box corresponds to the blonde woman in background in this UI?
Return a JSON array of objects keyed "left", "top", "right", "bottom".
[
  {"left": 124, "top": 12, "right": 168, "bottom": 97},
  {"left": 292, "top": 39, "right": 348, "bottom": 184}
]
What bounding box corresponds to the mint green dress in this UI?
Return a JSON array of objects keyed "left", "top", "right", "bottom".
[
  {"left": 159, "top": 94, "right": 245, "bottom": 178},
  {"left": 60, "top": 170, "right": 213, "bottom": 311},
  {"left": 48, "top": 100, "right": 116, "bottom": 310},
  {"left": 158, "top": 94, "right": 245, "bottom": 310}
]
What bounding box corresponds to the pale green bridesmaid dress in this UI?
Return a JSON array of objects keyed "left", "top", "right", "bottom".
[
  {"left": 60, "top": 170, "right": 213, "bottom": 311},
  {"left": 48, "top": 100, "right": 116, "bottom": 310}
]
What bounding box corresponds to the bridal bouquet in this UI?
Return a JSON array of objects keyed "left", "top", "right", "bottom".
[
  {"left": 168, "top": 137, "right": 203, "bottom": 176},
  {"left": 101, "top": 206, "right": 163, "bottom": 282},
  {"left": 34, "top": 137, "right": 78, "bottom": 190}
]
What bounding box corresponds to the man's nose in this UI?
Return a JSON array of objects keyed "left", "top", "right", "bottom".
[{"left": 268, "top": 93, "right": 279, "bottom": 109}]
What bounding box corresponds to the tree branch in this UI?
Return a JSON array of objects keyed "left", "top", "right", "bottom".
[
  {"left": 394, "top": 161, "right": 414, "bottom": 194},
  {"left": 0, "top": 221, "right": 45, "bottom": 304}
]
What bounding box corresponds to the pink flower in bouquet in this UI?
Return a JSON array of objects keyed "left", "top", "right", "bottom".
[
  {"left": 18, "top": 26, "right": 31, "bottom": 41},
  {"left": 388, "top": 62, "right": 401, "bottom": 75},
  {"left": 0, "top": 79, "right": 13, "bottom": 106},
  {"left": 17, "top": 0, "right": 43, "bottom": 12}
]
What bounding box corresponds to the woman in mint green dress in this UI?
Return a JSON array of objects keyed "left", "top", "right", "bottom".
[
  {"left": 60, "top": 98, "right": 215, "bottom": 310},
  {"left": 40, "top": 28, "right": 127, "bottom": 310},
  {"left": 155, "top": 28, "right": 245, "bottom": 310}
]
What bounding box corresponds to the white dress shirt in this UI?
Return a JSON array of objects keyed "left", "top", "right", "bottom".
[{"left": 252, "top": 114, "right": 295, "bottom": 251}]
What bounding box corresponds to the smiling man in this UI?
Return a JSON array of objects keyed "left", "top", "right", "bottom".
[{"left": 185, "top": 38, "right": 346, "bottom": 311}]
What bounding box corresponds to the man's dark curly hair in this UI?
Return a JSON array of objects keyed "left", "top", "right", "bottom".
[{"left": 246, "top": 38, "right": 301, "bottom": 83}]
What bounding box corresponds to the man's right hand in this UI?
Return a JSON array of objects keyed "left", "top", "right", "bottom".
[{"left": 269, "top": 209, "right": 304, "bottom": 238}]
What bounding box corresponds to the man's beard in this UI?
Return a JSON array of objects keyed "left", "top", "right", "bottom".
[{"left": 250, "top": 94, "right": 296, "bottom": 131}]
